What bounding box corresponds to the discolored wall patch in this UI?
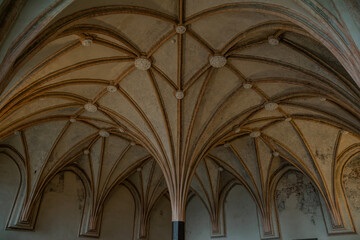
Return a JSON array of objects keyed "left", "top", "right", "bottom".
[
  {"left": 276, "top": 171, "right": 320, "bottom": 224},
  {"left": 45, "top": 172, "right": 65, "bottom": 193},
  {"left": 343, "top": 157, "right": 360, "bottom": 210}
]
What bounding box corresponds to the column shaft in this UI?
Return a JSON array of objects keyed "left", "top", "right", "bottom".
[{"left": 172, "top": 221, "right": 185, "bottom": 240}]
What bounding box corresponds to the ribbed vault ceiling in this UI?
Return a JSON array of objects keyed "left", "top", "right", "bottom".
[{"left": 0, "top": 0, "right": 360, "bottom": 237}]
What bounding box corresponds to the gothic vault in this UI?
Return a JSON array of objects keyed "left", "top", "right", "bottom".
[{"left": 0, "top": 0, "right": 360, "bottom": 239}]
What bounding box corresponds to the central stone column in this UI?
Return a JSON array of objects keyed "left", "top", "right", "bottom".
[{"left": 172, "top": 221, "right": 185, "bottom": 240}]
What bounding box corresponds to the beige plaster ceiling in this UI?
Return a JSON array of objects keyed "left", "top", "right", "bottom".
[{"left": 0, "top": 0, "right": 360, "bottom": 238}]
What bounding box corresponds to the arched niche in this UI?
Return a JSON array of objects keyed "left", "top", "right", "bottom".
[
  {"left": 275, "top": 170, "right": 359, "bottom": 240},
  {"left": 148, "top": 194, "right": 172, "bottom": 240},
  {"left": 0, "top": 152, "right": 21, "bottom": 233},
  {"left": 185, "top": 184, "right": 260, "bottom": 240},
  {"left": 99, "top": 184, "right": 136, "bottom": 240},
  {"left": 223, "top": 184, "right": 260, "bottom": 240},
  {"left": 185, "top": 194, "right": 212, "bottom": 240},
  {"left": 342, "top": 153, "right": 360, "bottom": 230},
  {"left": 1, "top": 168, "right": 84, "bottom": 240},
  {"left": 275, "top": 170, "right": 325, "bottom": 239}
]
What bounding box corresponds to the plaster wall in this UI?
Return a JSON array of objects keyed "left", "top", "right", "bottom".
[
  {"left": 149, "top": 196, "right": 172, "bottom": 240},
  {"left": 276, "top": 170, "right": 359, "bottom": 240},
  {"left": 221, "top": 185, "right": 260, "bottom": 239},
  {"left": 185, "top": 169, "right": 360, "bottom": 240},
  {"left": 185, "top": 196, "right": 212, "bottom": 240},
  {"left": 0, "top": 156, "right": 135, "bottom": 240},
  {"left": 343, "top": 156, "right": 360, "bottom": 237},
  {"left": 0, "top": 157, "right": 84, "bottom": 240},
  {"left": 2, "top": 155, "right": 360, "bottom": 240},
  {"left": 185, "top": 185, "right": 260, "bottom": 240}
]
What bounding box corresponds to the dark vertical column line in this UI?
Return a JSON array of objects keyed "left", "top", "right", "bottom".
[{"left": 172, "top": 221, "right": 185, "bottom": 240}]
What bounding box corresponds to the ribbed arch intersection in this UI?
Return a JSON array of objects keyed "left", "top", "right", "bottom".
[{"left": 0, "top": 0, "right": 359, "bottom": 239}]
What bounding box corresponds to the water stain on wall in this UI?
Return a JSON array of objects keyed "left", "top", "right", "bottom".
[
  {"left": 275, "top": 171, "right": 320, "bottom": 225},
  {"left": 45, "top": 172, "right": 65, "bottom": 193},
  {"left": 76, "top": 175, "right": 85, "bottom": 211},
  {"left": 315, "top": 148, "right": 332, "bottom": 164},
  {"left": 343, "top": 157, "right": 360, "bottom": 210}
]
